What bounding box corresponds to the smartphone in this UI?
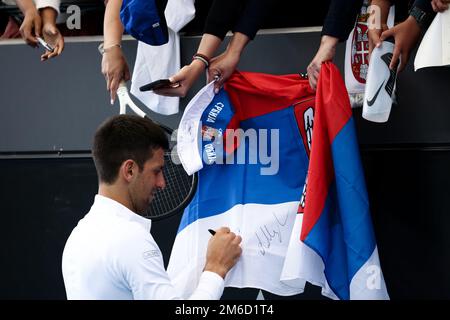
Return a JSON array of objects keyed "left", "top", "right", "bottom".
[
  {"left": 139, "top": 79, "right": 179, "bottom": 91},
  {"left": 36, "top": 36, "right": 54, "bottom": 52}
]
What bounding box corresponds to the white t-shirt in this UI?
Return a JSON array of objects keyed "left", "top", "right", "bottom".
[{"left": 62, "top": 194, "right": 224, "bottom": 300}]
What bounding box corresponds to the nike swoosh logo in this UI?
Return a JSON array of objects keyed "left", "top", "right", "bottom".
[{"left": 367, "top": 81, "right": 385, "bottom": 107}]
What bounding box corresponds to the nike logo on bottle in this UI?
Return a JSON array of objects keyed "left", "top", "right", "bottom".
[{"left": 366, "top": 81, "right": 385, "bottom": 107}]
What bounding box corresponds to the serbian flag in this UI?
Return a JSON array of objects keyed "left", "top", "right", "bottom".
[
  {"left": 169, "top": 71, "right": 315, "bottom": 297},
  {"left": 281, "top": 62, "right": 389, "bottom": 300}
]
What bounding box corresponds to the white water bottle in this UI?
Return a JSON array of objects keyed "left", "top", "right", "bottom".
[{"left": 363, "top": 37, "right": 398, "bottom": 123}]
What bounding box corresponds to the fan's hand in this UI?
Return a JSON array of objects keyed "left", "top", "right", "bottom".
[
  {"left": 39, "top": 7, "right": 64, "bottom": 61},
  {"left": 40, "top": 22, "right": 64, "bottom": 61},
  {"left": 307, "top": 35, "right": 338, "bottom": 90},
  {"left": 102, "top": 47, "right": 131, "bottom": 104},
  {"left": 154, "top": 62, "right": 204, "bottom": 98},
  {"left": 19, "top": 7, "right": 41, "bottom": 47}
]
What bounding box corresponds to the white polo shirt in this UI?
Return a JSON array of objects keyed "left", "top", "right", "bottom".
[{"left": 62, "top": 195, "right": 224, "bottom": 300}]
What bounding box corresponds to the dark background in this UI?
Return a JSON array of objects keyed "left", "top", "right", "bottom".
[{"left": 1, "top": 0, "right": 449, "bottom": 300}]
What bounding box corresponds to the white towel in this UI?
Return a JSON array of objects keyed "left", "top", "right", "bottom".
[
  {"left": 414, "top": 9, "right": 450, "bottom": 71},
  {"left": 130, "top": 0, "right": 195, "bottom": 115}
]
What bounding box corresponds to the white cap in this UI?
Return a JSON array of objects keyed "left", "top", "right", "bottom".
[{"left": 177, "top": 82, "right": 216, "bottom": 175}]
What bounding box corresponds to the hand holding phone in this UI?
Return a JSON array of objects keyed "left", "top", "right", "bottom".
[{"left": 139, "top": 79, "right": 180, "bottom": 92}]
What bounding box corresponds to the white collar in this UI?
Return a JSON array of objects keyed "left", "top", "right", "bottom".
[{"left": 92, "top": 194, "right": 152, "bottom": 232}]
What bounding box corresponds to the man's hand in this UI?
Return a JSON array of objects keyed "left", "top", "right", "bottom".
[
  {"left": 154, "top": 61, "right": 205, "bottom": 98},
  {"left": 101, "top": 46, "right": 131, "bottom": 103},
  {"left": 19, "top": 7, "right": 41, "bottom": 47},
  {"left": 204, "top": 227, "right": 242, "bottom": 279},
  {"left": 431, "top": 0, "right": 450, "bottom": 12},
  {"left": 379, "top": 16, "right": 421, "bottom": 72},
  {"left": 207, "top": 50, "right": 240, "bottom": 94},
  {"left": 307, "top": 35, "right": 338, "bottom": 90}
]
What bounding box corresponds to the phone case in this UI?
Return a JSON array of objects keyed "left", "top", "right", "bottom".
[{"left": 139, "top": 79, "right": 172, "bottom": 91}]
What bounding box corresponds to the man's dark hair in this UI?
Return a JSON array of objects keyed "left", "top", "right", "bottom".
[{"left": 92, "top": 115, "right": 169, "bottom": 184}]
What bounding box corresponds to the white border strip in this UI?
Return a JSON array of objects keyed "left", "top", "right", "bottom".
[{"left": 257, "top": 26, "right": 322, "bottom": 35}]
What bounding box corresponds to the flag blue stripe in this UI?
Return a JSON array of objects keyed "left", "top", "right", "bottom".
[{"left": 304, "top": 117, "right": 376, "bottom": 300}]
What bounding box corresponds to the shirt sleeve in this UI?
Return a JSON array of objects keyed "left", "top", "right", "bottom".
[
  {"left": 188, "top": 271, "right": 224, "bottom": 300},
  {"left": 117, "top": 225, "right": 224, "bottom": 300},
  {"left": 34, "top": 0, "right": 60, "bottom": 14},
  {"left": 322, "top": 0, "right": 364, "bottom": 42},
  {"left": 2, "top": 0, "right": 17, "bottom": 6}
]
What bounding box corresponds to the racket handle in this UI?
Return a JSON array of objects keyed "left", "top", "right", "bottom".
[
  {"left": 116, "top": 81, "right": 128, "bottom": 103},
  {"left": 116, "top": 81, "right": 147, "bottom": 118},
  {"left": 117, "top": 81, "right": 129, "bottom": 115}
]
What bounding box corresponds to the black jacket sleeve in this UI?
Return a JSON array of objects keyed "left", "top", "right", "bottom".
[
  {"left": 203, "top": 0, "right": 276, "bottom": 40},
  {"left": 410, "top": 0, "right": 436, "bottom": 30},
  {"left": 232, "top": 0, "right": 277, "bottom": 40},
  {"left": 203, "top": 0, "right": 243, "bottom": 40},
  {"left": 321, "top": 0, "right": 364, "bottom": 42},
  {"left": 412, "top": 0, "right": 434, "bottom": 13}
]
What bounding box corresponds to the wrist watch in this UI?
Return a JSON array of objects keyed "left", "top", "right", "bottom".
[{"left": 408, "top": 6, "right": 432, "bottom": 31}]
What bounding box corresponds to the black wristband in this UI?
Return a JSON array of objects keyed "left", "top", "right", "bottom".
[{"left": 409, "top": 6, "right": 433, "bottom": 31}]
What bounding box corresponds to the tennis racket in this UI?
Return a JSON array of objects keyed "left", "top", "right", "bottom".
[{"left": 116, "top": 81, "right": 198, "bottom": 220}]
